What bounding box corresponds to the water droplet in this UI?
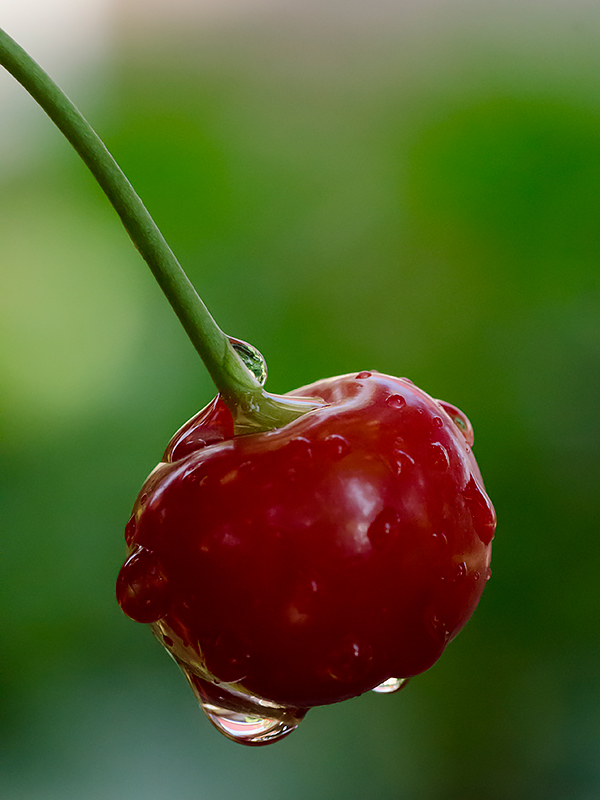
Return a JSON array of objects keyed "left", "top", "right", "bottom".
[
  {"left": 165, "top": 396, "right": 234, "bottom": 462},
  {"left": 322, "top": 434, "right": 350, "bottom": 459},
  {"left": 163, "top": 634, "right": 174, "bottom": 647},
  {"left": 432, "top": 531, "right": 448, "bottom": 548},
  {"left": 463, "top": 476, "right": 496, "bottom": 545},
  {"left": 288, "top": 436, "right": 313, "bottom": 457},
  {"left": 179, "top": 666, "right": 307, "bottom": 746},
  {"left": 452, "top": 561, "right": 468, "bottom": 581},
  {"left": 356, "top": 371, "right": 372, "bottom": 379},
  {"left": 386, "top": 393, "right": 406, "bottom": 409},
  {"left": 139, "top": 492, "right": 148, "bottom": 506},
  {"left": 229, "top": 338, "right": 268, "bottom": 386},
  {"left": 124, "top": 514, "right": 137, "bottom": 546},
  {"left": 399, "top": 377, "right": 414, "bottom": 385},
  {"left": 474, "top": 571, "right": 481, "bottom": 581},
  {"left": 328, "top": 640, "right": 373, "bottom": 683},
  {"left": 368, "top": 507, "right": 402, "bottom": 550},
  {"left": 437, "top": 400, "right": 475, "bottom": 446},
  {"left": 372, "top": 677, "right": 410, "bottom": 694},
  {"left": 202, "top": 703, "right": 301, "bottom": 745},
  {"left": 116, "top": 546, "right": 171, "bottom": 623},
  {"left": 432, "top": 416, "right": 444, "bottom": 428},
  {"left": 429, "top": 442, "right": 450, "bottom": 470},
  {"left": 285, "top": 437, "right": 313, "bottom": 481},
  {"left": 485, "top": 567, "right": 492, "bottom": 581},
  {"left": 182, "top": 468, "right": 207, "bottom": 488},
  {"left": 429, "top": 613, "right": 452, "bottom": 643},
  {"left": 393, "top": 441, "right": 415, "bottom": 474}
]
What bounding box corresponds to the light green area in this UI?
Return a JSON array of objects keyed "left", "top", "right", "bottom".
[{"left": 1, "top": 9, "right": 599, "bottom": 800}]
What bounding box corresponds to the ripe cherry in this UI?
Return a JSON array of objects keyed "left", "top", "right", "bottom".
[{"left": 117, "top": 370, "right": 495, "bottom": 745}]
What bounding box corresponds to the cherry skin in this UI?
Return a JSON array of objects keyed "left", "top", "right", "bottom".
[{"left": 117, "top": 371, "right": 495, "bottom": 731}]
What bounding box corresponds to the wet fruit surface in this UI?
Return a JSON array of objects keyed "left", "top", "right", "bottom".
[{"left": 117, "top": 371, "right": 495, "bottom": 744}]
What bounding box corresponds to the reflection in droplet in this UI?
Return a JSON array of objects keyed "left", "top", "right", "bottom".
[
  {"left": 372, "top": 677, "right": 410, "bottom": 694},
  {"left": 452, "top": 561, "right": 468, "bottom": 581},
  {"left": 432, "top": 416, "right": 444, "bottom": 428},
  {"left": 229, "top": 338, "right": 268, "bottom": 385},
  {"left": 356, "top": 371, "right": 372, "bottom": 379},
  {"left": 202, "top": 703, "right": 301, "bottom": 746}
]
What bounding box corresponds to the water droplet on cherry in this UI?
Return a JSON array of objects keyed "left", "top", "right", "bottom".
[
  {"left": 328, "top": 640, "right": 373, "bottom": 683},
  {"left": 393, "top": 442, "right": 415, "bottom": 474},
  {"left": 432, "top": 416, "right": 444, "bottom": 428},
  {"left": 432, "top": 531, "right": 448, "bottom": 548},
  {"left": 356, "top": 371, "right": 372, "bottom": 379},
  {"left": 437, "top": 400, "right": 474, "bottom": 446},
  {"left": 429, "top": 442, "right": 450, "bottom": 470},
  {"left": 452, "top": 561, "right": 468, "bottom": 581},
  {"left": 116, "top": 546, "right": 171, "bottom": 623},
  {"left": 368, "top": 506, "right": 401, "bottom": 550},
  {"left": 429, "top": 613, "right": 451, "bottom": 643},
  {"left": 322, "top": 434, "right": 350, "bottom": 459},
  {"left": 463, "top": 477, "right": 496, "bottom": 545},
  {"left": 229, "top": 338, "right": 268, "bottom": 386},
  {"left": 372, "top": 677, "right": 410, "bottom": 694},
  {"left": 386, "top": 393, "right": 406, "bottom": 409}
]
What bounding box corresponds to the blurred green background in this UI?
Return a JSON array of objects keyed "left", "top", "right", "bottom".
[{"left": 1, "top": 2, "right": 600, "bottom": 798}]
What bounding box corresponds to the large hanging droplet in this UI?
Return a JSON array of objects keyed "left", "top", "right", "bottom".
[
  {"left": 229, "top": 338, "right": 268, "bottom": 386},
  {"left": 201, "top": 702, "right": 303, "bottom": 746},
  {"left": 176, "top": 660, "right": 308, "bottom": 746},
  {"left": 372, "top": 677, "right": 410, "bottom": 694}
]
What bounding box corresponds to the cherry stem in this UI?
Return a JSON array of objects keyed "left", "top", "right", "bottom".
[{"left": 0, "top": 28, "right": 319, "bottom": 432}]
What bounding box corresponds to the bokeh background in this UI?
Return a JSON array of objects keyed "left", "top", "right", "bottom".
[{"left": 2, "top": 1, "right": 599, "bottom": 798}]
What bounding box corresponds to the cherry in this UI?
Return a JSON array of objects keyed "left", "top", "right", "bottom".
[{"left": 117, "top": 370, "right": 495, "bottom": 745}]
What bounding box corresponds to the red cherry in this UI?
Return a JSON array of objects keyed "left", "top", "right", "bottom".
[{"left": 117, "top": 371, "right": 495, "bottom": 745}]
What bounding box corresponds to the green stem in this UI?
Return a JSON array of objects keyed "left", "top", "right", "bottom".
[{"left": 0, "top": 27, "right": 320, "bottom": 431}]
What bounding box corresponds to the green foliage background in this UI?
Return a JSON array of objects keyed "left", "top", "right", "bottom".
[{"left": 2, "top": 6, "right": 599, "bottom": 799}]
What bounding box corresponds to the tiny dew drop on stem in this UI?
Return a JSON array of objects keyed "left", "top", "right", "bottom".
[{"left": 0, "top": 29, "right": 496, "bottom": 746}]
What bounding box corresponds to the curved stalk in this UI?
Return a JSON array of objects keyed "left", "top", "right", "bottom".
[{"left": 0, "top": 27, "right": 319, "bottom": 431}]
